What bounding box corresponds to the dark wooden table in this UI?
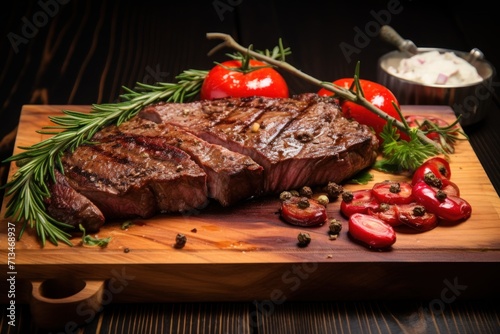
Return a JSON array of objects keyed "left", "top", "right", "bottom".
[{"left": 1, "top": 1, "right": 499, "bottom": 333}]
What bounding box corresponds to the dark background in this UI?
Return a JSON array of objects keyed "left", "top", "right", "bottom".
[{"left": 1, "top": 1, "right": 500, "bottom": 332}]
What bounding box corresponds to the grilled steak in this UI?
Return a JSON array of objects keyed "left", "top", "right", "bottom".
[
  {"left": 45, "top": 169, "right": 105, "bottom": 232},
  {"left": 49, "top": 93, "right": 379, "bottom": 229},
  {"left": 61, "top": 131, "right": 209, "bottom": 219},
  {"left": 140, "top": 93, "right": 379, "bottom": 193},
  {"left": 94, "top": 118, "right": 264, "bottom": 206}
]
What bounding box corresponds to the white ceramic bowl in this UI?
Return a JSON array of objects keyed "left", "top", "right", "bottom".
[{"left": 377, "top": 47, "right": 495, "bottom": 126}]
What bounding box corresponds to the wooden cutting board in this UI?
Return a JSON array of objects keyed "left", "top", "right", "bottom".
[{"left": 1, "top": 105, "right": 500, "bottom": 324}]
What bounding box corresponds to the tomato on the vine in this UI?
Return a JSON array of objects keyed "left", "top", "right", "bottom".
[
  {"left": 200, "top": 59, "right": 289, "bottom": 100},
  {"left": 318, "top": 78, "right": 402, "bottom": 141}
]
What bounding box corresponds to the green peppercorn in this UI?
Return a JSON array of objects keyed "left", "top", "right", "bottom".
[
  {"left": 316, "top": 194, "right": 329, "bottom": 207},
  {"left": 412, "top": 205, "right": 426, "bottom": 216},
  {"left": 342, "top": 191, "right": 354, "bottom": 202},
  {"left": 424, "top": 171, "right": 443, "bottom": 188},
  {"left": 174, "top": 233, "right": 187, "bottom": 249},
  {"left": 299, "top": 186, "right": 313, "bottom": 198},
  {"left": 297, "top": 232, "right": 311, "bottom": 247},
  {"left": 389, "top": 182, "right": 401, "bottom": 194},
  {"left": 297, "top": 197, "right": 310, "bottom": 209},
  {"left": 435, "top": 190, "right": 447, "bottom": 201},
  {"left": 328, "top": 219, "right": 342, "bottom": 235},
  {"left": 379, "top": 203, "right": 390, "bottom": 212},
  {"left": 279, "top": 191, "right": 293, "bottom": 202},
  {"left": 325, "top": 182, "right": 343, "bottom": 200}
]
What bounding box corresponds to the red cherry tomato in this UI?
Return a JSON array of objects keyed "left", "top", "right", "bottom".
[
  {"left": 340, "top": 189, "right": 379, "bottom": 217},
  {"left": 318, "top": 78, "right": 402, "bottom": 141},
  {"left": 411, "top": 181, "right": 472, "bottom": 222},
  {"left": 280, "top": 197, "right": 327, "bottom": 226},
  {"left": 200, "top": 59, "right": 289, "bottom": 100},
  {"left": 396, "top": 202, "right": 438, "bottom": 232},
  {"left": 348, "top": 213, "right": 397, "bottom": 249},
  {"left": 372, "top": 180, "right": 414, "bottom": 205}
]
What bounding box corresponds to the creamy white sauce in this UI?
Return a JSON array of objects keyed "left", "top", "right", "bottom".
[{"left": 388, "top": 51, "right": 483, "bottom": 86}]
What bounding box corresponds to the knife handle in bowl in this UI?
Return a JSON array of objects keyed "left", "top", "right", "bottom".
[{"left": 380, "top": 25, "right": 418, "bottom": 55}]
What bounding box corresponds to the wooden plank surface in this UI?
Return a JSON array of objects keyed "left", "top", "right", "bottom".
[{"left": 1, "top": 104, "right": 500, "bottom": 305}]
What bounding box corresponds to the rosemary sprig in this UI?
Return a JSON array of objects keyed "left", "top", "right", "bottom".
[
  {"left": 410, "top": 117, "right": 468, "bottom": 154},
  {"left": 2, "top": 42, "right": 291, "bottom": 247},
  {"left": 2, "top": 69, "right": 207, "bottom": 247}
]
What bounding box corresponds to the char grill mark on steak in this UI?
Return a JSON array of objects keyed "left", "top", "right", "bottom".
[
  {"left": 94, "top": 118, "right": 264, "bottom": 206},
  {"left": 140, "top": 94, "right": 379, "bottom": 193},
  {"left": 61, "top": 134, "right": 208, "bottom": 219},
  {"left": 49, "top": 94, "right": 378, "bottom": 230}
]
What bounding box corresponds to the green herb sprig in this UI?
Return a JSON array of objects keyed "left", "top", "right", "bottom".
[
  {"left": 2, "top": 69, "right": 207, "bottom": 247},
  {"left": 1, "top": 42, "right": 290, "bottom": 247},
  {"left": 79, "top": 224, "right": 111, "bottom": 247}
]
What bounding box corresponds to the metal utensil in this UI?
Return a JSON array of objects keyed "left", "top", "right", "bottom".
[
  {"left": 379, "top": 25, "right": 484, "bottom": 66},
  {"left": 379, "top": 25, "right": 418, "bottom": 55}
]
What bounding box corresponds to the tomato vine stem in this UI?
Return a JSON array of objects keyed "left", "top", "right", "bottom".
[{"left": 206, "top": 32, "right": 442, "bottom": 151}]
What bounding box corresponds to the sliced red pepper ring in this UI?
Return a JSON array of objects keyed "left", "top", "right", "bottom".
[
  {"left": 280, "top": 196, "right": 327, "bottom": 226},
  {"left": 340, "top": 189, "right": 379, "bottom": 217},
  {"left": 411, "top": 181, "right": 471, "bottom": 222},
  {"left": 348, "top": 213, "right": 397, "bottom": 249},
  {"left": 396, "top": 202, "right": 438, "bottom": 232},
  {"left": 367, "top": 203, "right": 401, "bottom": 226},
  {"left": 372, "top": 180, "right": 414, "bottom": 205},
  {"left": 412, "top": 157, "right": 451, "bottom": 185}
]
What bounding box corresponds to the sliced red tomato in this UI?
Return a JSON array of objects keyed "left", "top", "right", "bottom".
[
  {"left": 318, "top": 78, "right": 402, "bottom": 141},
  {"left": 200, "top": 59, "right": 289, "bottom": 100},
  {"left": 368, "top": 203, "right": 401, "bottom": 226},
  {"left": 348, "top": 213, "right": 397, "bottom": 249},
  {"left": 340, "top": 189, "right": 379, "bottom": 217},
  {"left": 396, "top": 202, "right": 438, "bottom": 232},
  {"left": 412, "top": 181, "right": 472, "bottom": 222},
  {"left": 280, "top": 197, "right": 327, "bottom": 226},
  {"left": 372, "top": 180, "right": 414, "bottom": 205}
]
